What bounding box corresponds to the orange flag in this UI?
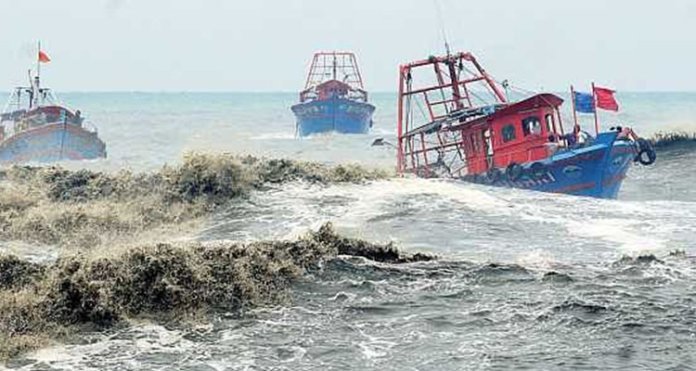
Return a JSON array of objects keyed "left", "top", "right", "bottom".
[{"left": 38, "top": 50, "right": 51, "bottom": 63}]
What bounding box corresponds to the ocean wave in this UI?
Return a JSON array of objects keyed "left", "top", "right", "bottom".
[
  {"left": 650, "top": 131, "right": 696, "bottom": 152},
  {"left": 0, "top": 154, "right": 390, "bottom": 248},
  {"left": 0, "top": 223, "right": 432, "bottom": 361},
  {"left": 2, "top": 234, "right": 692, "bottom": 364}
]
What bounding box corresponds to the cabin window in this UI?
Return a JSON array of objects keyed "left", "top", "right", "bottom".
[
  {"left": 545, "top": 114, "right": 554, "bottom": 133},
  {"left": 522, "top": 116, "right": 542, "bottom": 136},
  {"left": 502, "top": 124, "right": 516, "bottom": 143}
]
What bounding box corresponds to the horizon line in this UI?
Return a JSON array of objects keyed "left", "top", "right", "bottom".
[{"left": 1, "top": 90, "right": 696, "bottom": 94}]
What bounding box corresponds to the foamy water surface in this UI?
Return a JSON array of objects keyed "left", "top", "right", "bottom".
[{"left": 3, "top": 92, "right": 696, "bottom": 370}]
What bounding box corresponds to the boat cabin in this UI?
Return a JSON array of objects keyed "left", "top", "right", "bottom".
[
  {"left": 300, "top": 79, "right": 369, "bottom": 103},
  {"left": 397, "top": 52, "right": 572, "bottom": 179},
  {"left": 449, "top": 94, "right": 565, "bottom": 175},
  {"left": 2, "top": 77, "right": 84, "bottom": 135},
  {"left": 316, "top": 80, "right": 351, "bottom": 101},
  {"left": 298, "top": 52, "right": 369, "bottom": 104}
]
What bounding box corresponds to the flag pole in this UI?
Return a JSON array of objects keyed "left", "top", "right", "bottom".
[
  {"left": 35, "top": 41, "right": 41, "bottom": 108},
  {"left": 592, "top": 82, "right": 600, "bottom": 136},
  {"left": 36, "top": 41, "right": 41, "bottom": 81},
  {"left": 570, "top": 85, "right": 579, "bottom": 129}
]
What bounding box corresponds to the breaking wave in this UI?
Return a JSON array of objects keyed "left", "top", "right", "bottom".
[
  {"left": 0, "top": 153, "right": 390, "bottom": 248},
  {"left": 0, "top": 154, "right": 399, "bottom": 359},
  {"left": 0, "top": 223, "right": 433, "bottom": 360},
  {"left": 650, "top": 131, "right": 696, "bottom": 152}
]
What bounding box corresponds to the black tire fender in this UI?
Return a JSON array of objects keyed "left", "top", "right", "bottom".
[
  {"left": 506, "top": 163, "right": 524, "bottom": 181},
  {"left": 486, "top": 168, "right": 502, "bottom": 184},
  {"left": 635, "top": 138, "right": 657, "bottom": 166}
]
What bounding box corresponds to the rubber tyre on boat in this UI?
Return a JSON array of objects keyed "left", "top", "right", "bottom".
[
  {"left": 486, "top": 168, "right": 503, "bottom": 184},
  {"left": 635, "top": 138, "right": 657, "bottom": 166},
  {"left": 506, "top": 163, "right": 524, "bottom": 182}
]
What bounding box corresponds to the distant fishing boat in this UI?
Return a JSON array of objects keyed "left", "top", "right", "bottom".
[
  {"left": 0, "top": 44, "right": 106, "bottom": 165},
  {"left": 291, "top": 52, "right": 375, "bottom": 136},
  {"left": 395, "top": 52, "right": 656, "bottom": 199}
]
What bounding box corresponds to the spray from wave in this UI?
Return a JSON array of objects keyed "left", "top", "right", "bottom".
[
  {"left": 0, "top": 153, "right": 390, "bottom": 248},
  {"left": 0, "top": 223, "right": 433, "bottom": 361},
  {"left": 0, "top": 153, "right": 399, "bottom": 360}
]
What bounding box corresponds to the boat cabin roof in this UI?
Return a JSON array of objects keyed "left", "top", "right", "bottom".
[
  {"left": 316, "top": 80, "right": 352, "bottom": 92},
  {"left": 447, "top": 93, "right": 564, "bottom": 132}
]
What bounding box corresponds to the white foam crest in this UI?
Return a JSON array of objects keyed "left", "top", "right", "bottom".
[
  {"left": 489, "top": 190, "right": 692, "bottom": 256},
  {"left": 315, "top": 178, "right": 508, "bottom": 217},
  {"left": 233, "top": 178, "right": 510, "bottom": 243},
  {"left": 514, "top": 249, "right": 561, "bottom": 270},
  {"left": 354, "top": 329, "right": 398, "bottom": 360},
  {"left": 568, "top": 218, "right": 666, "bottom": 254},
  {"left": 249, "top": 132, "right": 296, "bottom": 140},
  {"left": 219, "top": 176, "right": 695, "bottom": 262},
  {"left": 24, "top": 323, "right": 198, "bottom": 370}
]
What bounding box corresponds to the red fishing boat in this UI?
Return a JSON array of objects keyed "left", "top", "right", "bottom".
[{"left": 395, "top": 52, "right": 655, "bottom": 199}]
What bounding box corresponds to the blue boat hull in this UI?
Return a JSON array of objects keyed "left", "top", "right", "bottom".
[
  {"left": 468, "top": 132, "right": 639, "bottom": 199},
  {"left": 291, "top": 98, "right": 375, "bottom": 136},
  {"left": 0, "top": 122, "right": 107, "bottom": 164}
]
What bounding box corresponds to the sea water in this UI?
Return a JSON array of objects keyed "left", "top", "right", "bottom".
[{"left": 2, "top": 92, "right": 696, "bottom": 370}]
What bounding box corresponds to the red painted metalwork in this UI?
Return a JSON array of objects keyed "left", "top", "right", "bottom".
[
  {"left": 397, "top": 52, "right": 567, "bottom": 178},
  {"left": 300, "top": 52, "right": 367, "bottom": 104}
]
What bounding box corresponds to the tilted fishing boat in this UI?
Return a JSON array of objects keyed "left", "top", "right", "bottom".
[
  {"left": 0, "top": 46, "right": 106, "bottom": 165},
  {"left": 292, "top": 52, "right": 375, "bottom": 136},
  {"left": 395, "top": 52, "right": 656, "bottom": 199}
]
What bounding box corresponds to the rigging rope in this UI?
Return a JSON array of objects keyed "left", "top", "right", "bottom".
[{"left": 432, "top": 0, "right": 452, "bottom": 55}]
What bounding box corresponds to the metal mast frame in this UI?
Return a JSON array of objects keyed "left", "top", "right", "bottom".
[
  {"left": 299, "top": 51, "right": 368, "bottom": 103},
  {"left": 397, "top": 52, "right": 508, "bottom": 176}
]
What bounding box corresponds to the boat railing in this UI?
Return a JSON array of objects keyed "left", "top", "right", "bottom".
[{"left": 299, "top": 90, "right": 369, "bottom": 104}]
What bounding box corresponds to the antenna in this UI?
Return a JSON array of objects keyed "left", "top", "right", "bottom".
[{"left": 433, "top": 0, "right": 451, "bottom": 55}]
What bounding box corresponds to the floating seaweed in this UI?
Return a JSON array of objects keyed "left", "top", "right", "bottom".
[
  {"left": 0, "top": 154, "right": 390, "bottom": 247},
  {"left": 0, "top": 223, "right": 432, "bottom": 361}
]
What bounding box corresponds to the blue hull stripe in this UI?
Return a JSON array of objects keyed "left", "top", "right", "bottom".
[
  {"left": 0, "top": 123, "right": 107, "bottom": 164},
  {"left": 473, "top": 132, "right": 638, "bottom": 199},
  {"left": 292, "top": 98, "right": 375, "bottom": 136}
]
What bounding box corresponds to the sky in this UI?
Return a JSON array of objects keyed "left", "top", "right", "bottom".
[{"left": 0, "top": 0, "right": 695, "bottom": 92}]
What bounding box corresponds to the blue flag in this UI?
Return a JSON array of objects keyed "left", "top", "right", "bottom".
[{"left": 573, "top": 91, "right": 595, "bottom": 113}]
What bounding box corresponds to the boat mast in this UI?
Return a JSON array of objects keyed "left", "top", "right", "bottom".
[
  {"left": 26, "top": 70, "right": 34, "bottom": 109},
  {"left": 36, "top": 41, "right": 40, "bottom": 84},
  {"left": 332, "top": 52, "right": 337, "bottom": 81},
  {"left": 33, "top": 41, "right": 41, "bottom": 108}
]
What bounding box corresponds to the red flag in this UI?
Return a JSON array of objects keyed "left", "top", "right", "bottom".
[
  {"left": 38, "top": 50, "right": 51, "bottom": 63},
  {"left": 593, "top": 86, "right": 619, "bottom": 111}
]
